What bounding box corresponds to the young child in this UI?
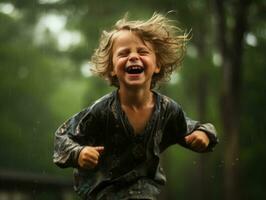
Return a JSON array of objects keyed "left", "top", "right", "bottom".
[{"left": 53, "top": 13, "right": 218, "bottom": 200}]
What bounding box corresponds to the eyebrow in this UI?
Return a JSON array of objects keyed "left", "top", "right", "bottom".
[{"left": 116, "top": 46, "right": 150, "bottom": 53}]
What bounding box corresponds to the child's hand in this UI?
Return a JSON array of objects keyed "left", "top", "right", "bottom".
[
  {"left": 184, "top": 131, "right": 210, "bottom": 152},
  {"left": 78, "top": 146, "right": 104, "bottom": 169}
]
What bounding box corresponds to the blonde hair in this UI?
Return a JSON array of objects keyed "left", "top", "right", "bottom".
[{"left": 90, "top": 12, "right": 189, "bottom": 88}]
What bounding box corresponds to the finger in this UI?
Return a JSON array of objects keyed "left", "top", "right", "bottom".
[
  {"left": 85, "top": 150, "right": 100, "bottom": 161},
  {"left": 94, "top": 146, "right": 105, "bottom": 154},
  {"left": 78, "top": 147, "right": 99, "bottom": 168},
  {"left": 184, "top": 134, "right": 194, "bottom": 144},
  {"left": 83, "top": 159, "right": 98, "bottom": 169},
  {"left": 80, "top": 148, "right": 99, "bottom": 164},
  {"left": 87, "top": 157, "right": 99, "bottom": 165},
  {"left": 190, "top": 140, "right": 207, "bottom": 152},
  {"left": 82, "top": 153, "right": 99, "bottom": 166}
]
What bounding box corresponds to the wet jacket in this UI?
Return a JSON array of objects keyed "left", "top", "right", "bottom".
[{"left": 53, "top": 90, "right": 218, "bottom": 199}]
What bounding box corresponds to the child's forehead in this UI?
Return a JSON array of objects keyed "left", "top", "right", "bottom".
[
  {"left": 112, "top": 30, "right": 152, "bottom": 48},
  {"left": 113, "top": 30, "right": 141, "bottom": 41}
]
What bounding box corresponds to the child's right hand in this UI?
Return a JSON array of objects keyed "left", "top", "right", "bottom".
[{"left": 78, "top": 146, "right": 104, "bottom": 169}]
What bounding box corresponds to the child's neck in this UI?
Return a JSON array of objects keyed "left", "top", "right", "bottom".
[{"left": 118, "top": 86, "right": 154, "bottom": 110}]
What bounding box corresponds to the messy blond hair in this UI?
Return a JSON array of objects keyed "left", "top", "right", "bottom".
[{"left": 90, "top": 12, "right": 189, "bottom": 88}]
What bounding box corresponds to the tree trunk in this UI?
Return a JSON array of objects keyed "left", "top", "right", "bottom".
[
  {"left": 195, "top": 30, "right": 209, "bottom": 200},
  {"left": 213, "top": 0, "right": 250, "bottom": 199}
]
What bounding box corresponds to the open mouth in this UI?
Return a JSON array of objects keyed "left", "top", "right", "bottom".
[{"left": 125, "top": 66, "right": 144, "bottom": 74}]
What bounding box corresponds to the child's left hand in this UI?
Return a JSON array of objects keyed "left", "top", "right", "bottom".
[{"left": 184, "top": 131, "right": 210, "bottom": 152}]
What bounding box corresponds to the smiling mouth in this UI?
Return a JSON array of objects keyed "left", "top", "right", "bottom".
[{"left": 125, "top": 66, "right": 144, "bottom": 74}]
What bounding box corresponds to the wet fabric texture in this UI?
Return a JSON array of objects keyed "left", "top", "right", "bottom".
[{"left": 53, "top": 90, "right": 218, "bottom": 199}]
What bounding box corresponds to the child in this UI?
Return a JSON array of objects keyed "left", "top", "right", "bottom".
[{"left": 53, "top": 13, "right": 218, "bottom": 200}]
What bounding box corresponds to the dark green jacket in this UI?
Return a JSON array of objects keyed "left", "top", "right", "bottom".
[{"left": 53, "top": 90, "right": 218, "bottom": 200}]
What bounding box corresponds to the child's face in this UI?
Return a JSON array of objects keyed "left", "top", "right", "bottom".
[{"left": 111, "top": 30, "right": 160, "bottom": 89}]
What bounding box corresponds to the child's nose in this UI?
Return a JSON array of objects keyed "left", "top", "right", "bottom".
[{"left": 128, "top": 52, "right": 139, "bottom": 62}]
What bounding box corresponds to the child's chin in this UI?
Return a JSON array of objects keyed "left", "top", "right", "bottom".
[{"left": 125, "top": 81, "right": 149, "bottom": 88}]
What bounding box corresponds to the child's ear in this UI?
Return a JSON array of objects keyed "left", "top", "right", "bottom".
[
  {"left": 154, "top": 66, "right": 161, "bottom": 74},
  {"left": 110, "top": 70, "right": 116, "bottom": 76},
  {"left": 110, "top": 65, "right": 116, "bottom": 76}
]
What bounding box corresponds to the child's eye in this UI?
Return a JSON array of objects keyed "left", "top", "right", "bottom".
[
  {"left": 117, "top": 51, "right": 129, "bottom": 57},
  {"left": 138, "top": 50, "right": 149, "bottom": 55}
]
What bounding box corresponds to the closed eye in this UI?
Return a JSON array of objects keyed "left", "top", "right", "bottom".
[
  {"left": 117, "top": 49, "right": 129, "bottom": 57},
  {"left": 138, "top": 48, "right": 150, "bottom": 55}
]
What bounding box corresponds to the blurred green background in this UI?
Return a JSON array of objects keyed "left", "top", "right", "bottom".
[{"left": 0, "top": 0, "right": 265, "bottom": 199}]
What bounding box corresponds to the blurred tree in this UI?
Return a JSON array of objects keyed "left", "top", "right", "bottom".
[
  {"left": 239, "top": 1, "right": 266, "bottom": 199},
  {"left": 213, "top": 0, "right": 251, "bottom": 199},
  {"left": 0, "top": 0, "right": 84, "bottom": 174}
]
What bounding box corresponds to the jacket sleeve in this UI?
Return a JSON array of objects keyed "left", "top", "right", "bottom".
[
  {"left": 194, "top": 123, "right": 218, "bottom": 152},
  {"left": 160, "top": 100, "right": 218, "bottom": 152},
  {"left": 176, "top": 115, "right": 218, "bottom": 152},
  {"left": 53, "top": 108, "right": 99, "bottom": 168}
]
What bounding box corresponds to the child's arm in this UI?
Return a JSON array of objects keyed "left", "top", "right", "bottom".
[
  {"left": 78, "top": 146, "right": 104, "bottom": 168},
  {"left": 160, "top": 99, "right": 218, "bottom": 153},
  {"left": 180, "top": 121, "right": 218, "bottom": 152},
  {"left": 53, "top": 120, "right": 84, "bottom": 168},
  {"left": 53, "top": 109, "right": 103, "bottom": 168},
  {"left": 184, "top": 130, "right": 209, "bottom": 152}
]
